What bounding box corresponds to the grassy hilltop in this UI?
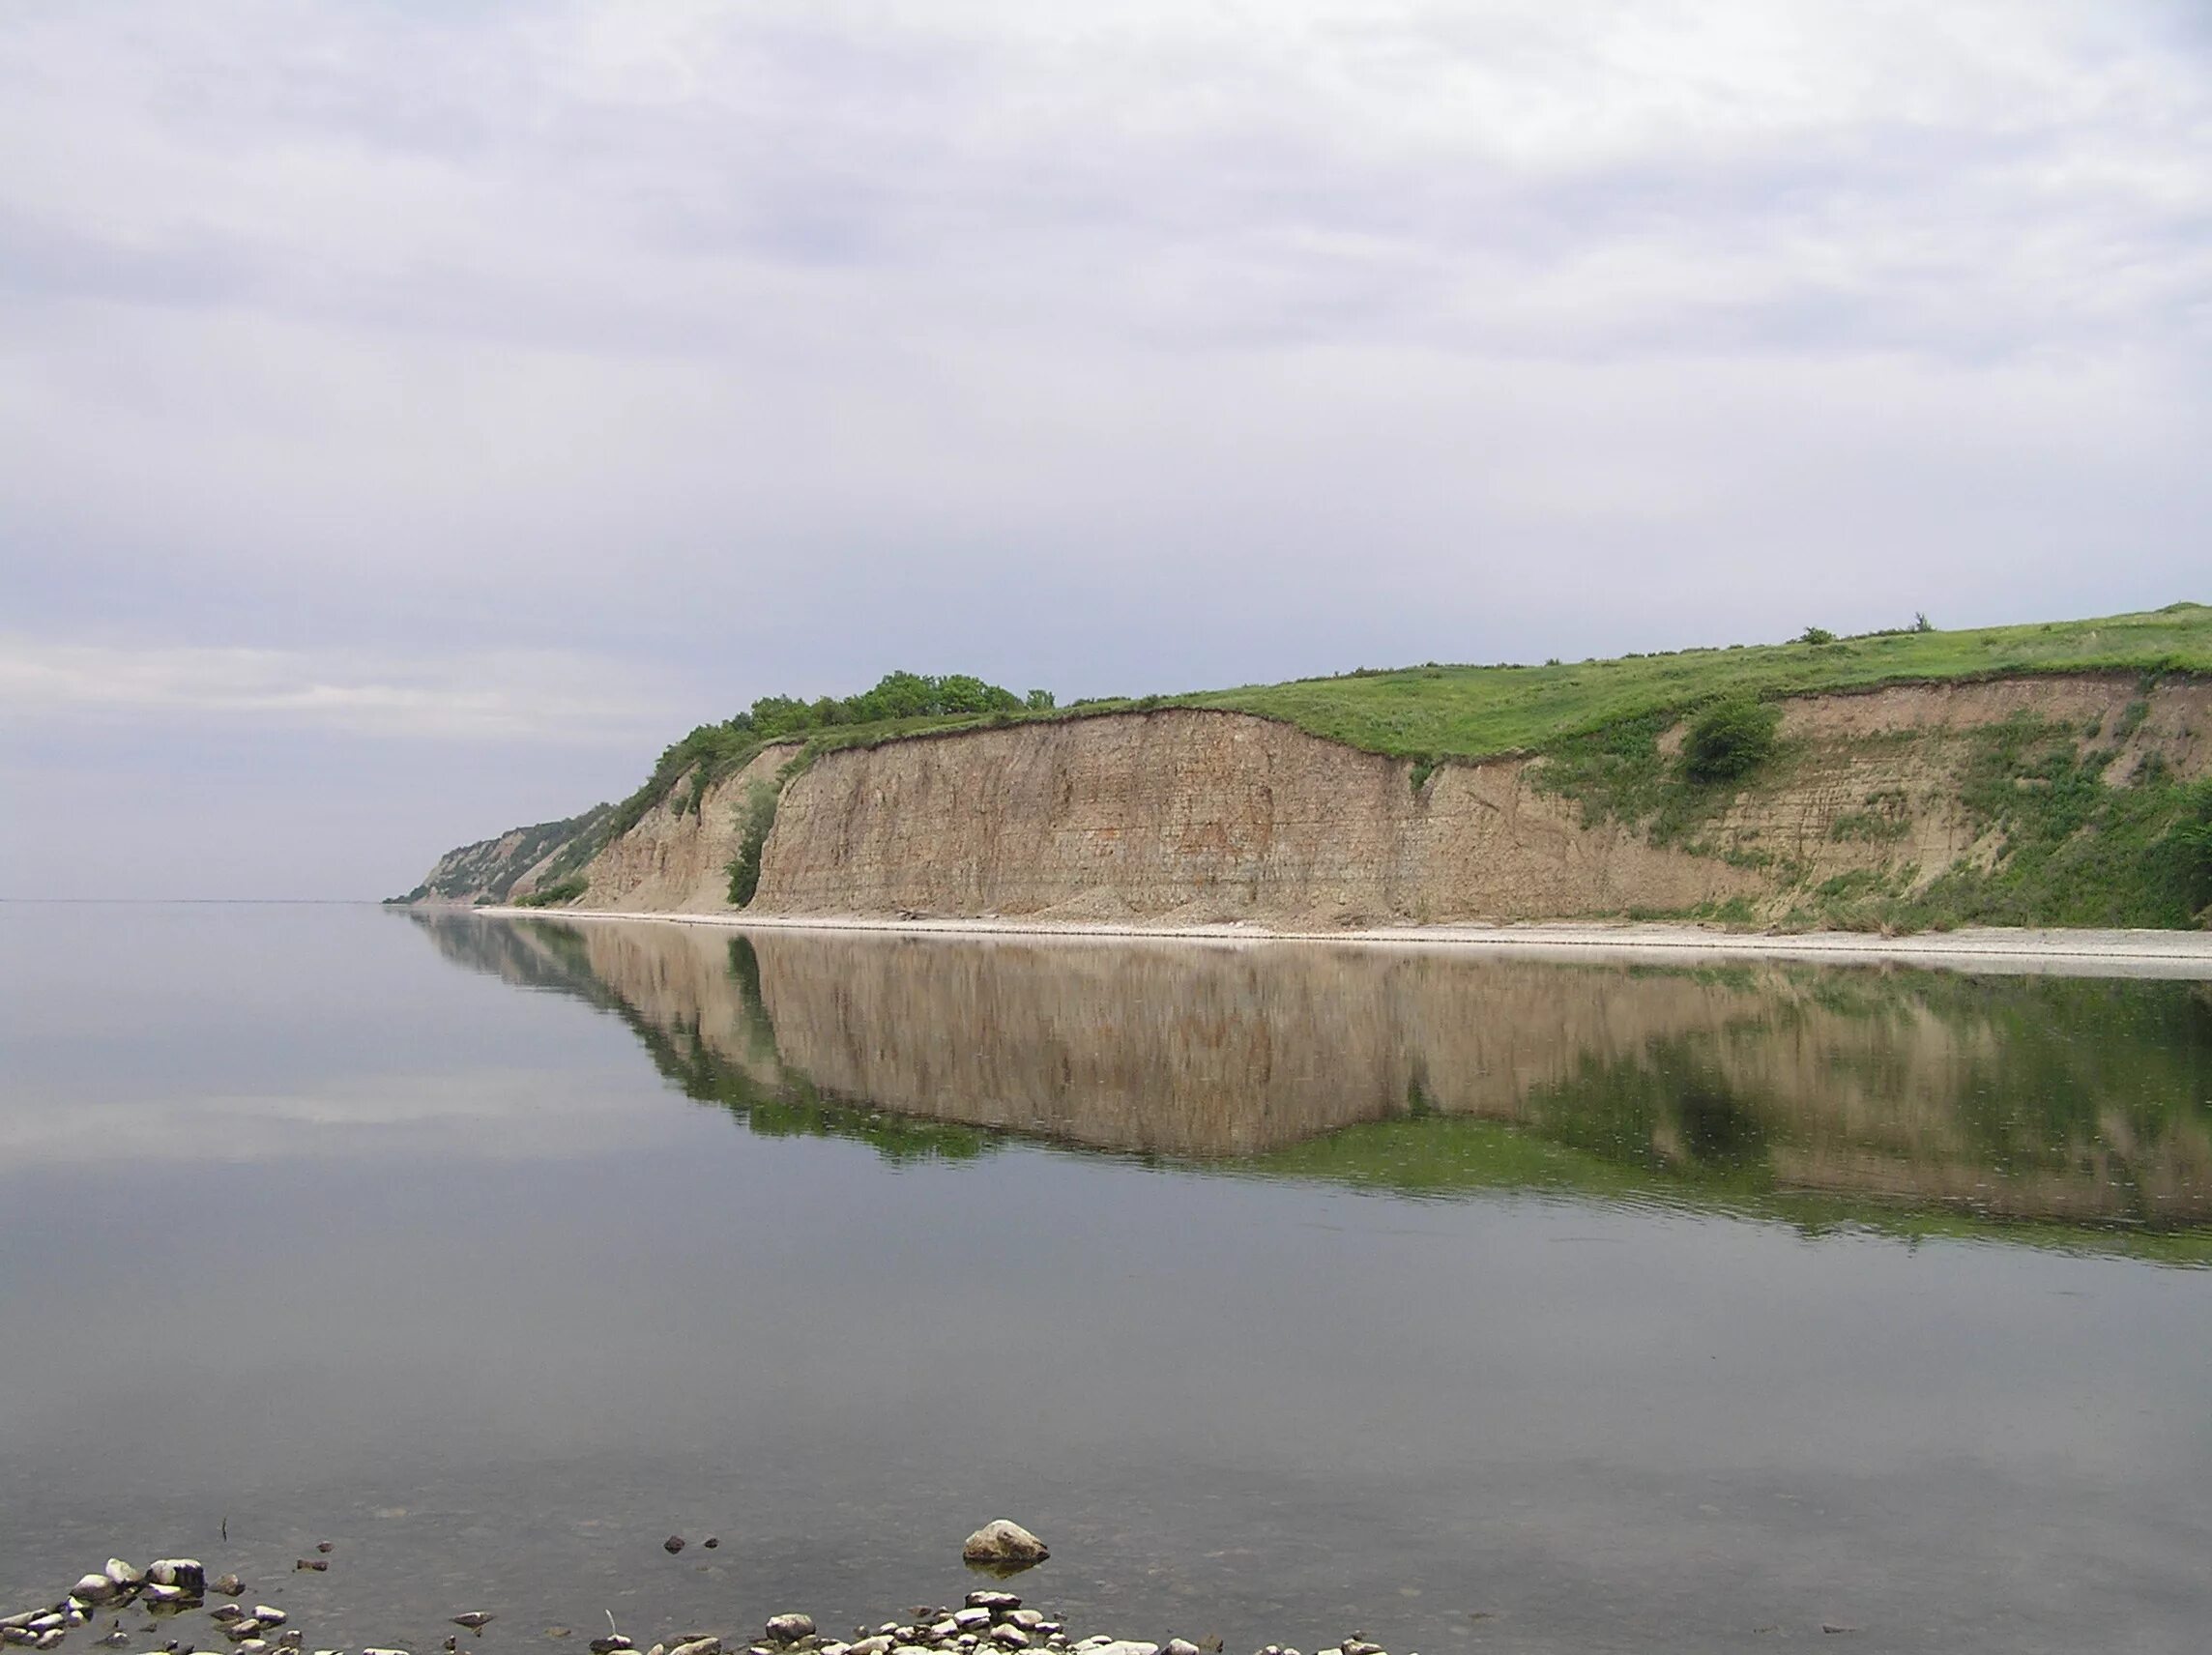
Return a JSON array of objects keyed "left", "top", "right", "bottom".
[
  {"left": 1186, "top": 601, "right": 2212, "bottom": 761},
  {"left": 634, "top": 602, "right": 2212, "bottom": 808}
]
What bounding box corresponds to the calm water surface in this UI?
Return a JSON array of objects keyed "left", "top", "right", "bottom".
[{"left": 3, "top": 905, "right": 2210, "bottom": 1655}]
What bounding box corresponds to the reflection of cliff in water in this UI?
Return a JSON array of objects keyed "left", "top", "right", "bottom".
[{"left": 413, "top": 915, "right": 2212, "bottom": 1241}]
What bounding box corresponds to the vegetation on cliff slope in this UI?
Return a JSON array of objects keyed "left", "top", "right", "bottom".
[
  {"left": 386, "top": 803, "right": 612, "bottom": 905},
  {"left": 605, "top": 669, "right": 1048, "bottom": 841},
  {"left": 1185, "top": 601, "right": 2212, "bottom": 761}
]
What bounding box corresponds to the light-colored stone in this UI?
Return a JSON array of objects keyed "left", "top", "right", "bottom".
[
  {"left": 959, "top": 1522, "right": 1048, "bottom": 1568},
  {"left": 147, "top": 1563, "right": 206, "bottom": 1595},
  {"left": 951, "top": 1613, "right": 990, "bottom": 1634},
  {"left": 669, "top": 1639, "right": 721, "bottom": 1655},
  {"left": 763, "top": 1617, "right": 814, "bottom": 1647}
]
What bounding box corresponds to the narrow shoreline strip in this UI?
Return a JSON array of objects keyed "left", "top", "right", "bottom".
[{"left": 459, "top": 908, "right": 2212, "bottom": 978}]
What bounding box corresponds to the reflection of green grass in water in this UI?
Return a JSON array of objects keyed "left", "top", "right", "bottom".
[{"left": 1244, "top": 1116, "right": 2212, "bottom": 1266}]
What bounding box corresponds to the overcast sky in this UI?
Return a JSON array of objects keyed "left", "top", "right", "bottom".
[{"left": 3, "top": 1, "right": 2208, "bottom": 898}]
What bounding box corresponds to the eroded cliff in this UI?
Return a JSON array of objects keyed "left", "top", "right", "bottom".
[
  {"left": 747, "top": 676, "right": 2210, "bottom": 925},
  {"left": 408, "top": 671, "right": 2211, "bottom": 926}
]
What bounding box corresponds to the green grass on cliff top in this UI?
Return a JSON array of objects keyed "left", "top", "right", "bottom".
[
  {"left": 1171, "top": 602, "right": 2212, "bottom": 762},
  {"left": 642, "top": 601, "right": 2212, "bottom": 808}
]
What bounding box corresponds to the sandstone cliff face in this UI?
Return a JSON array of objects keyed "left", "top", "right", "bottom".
[
  {"left": 571, "top": 744, "right": 798, "bottom": 913},
  {"left": 754, "top": 711, "right": 1742, "bottom": 922},
  {"left": 750, "top": 677, "right": 2209, "bottom": 923}
]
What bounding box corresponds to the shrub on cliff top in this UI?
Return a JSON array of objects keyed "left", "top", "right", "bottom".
[{"left": 1681, "top": 698, "right": 1780, "bottom": 785}]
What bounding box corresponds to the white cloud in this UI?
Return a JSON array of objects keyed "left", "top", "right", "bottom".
[{"left": 0, "top": 639, "right": 677, "bottom": 741}]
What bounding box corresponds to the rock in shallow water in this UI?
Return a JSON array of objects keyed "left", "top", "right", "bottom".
[
  {"left": 960, "top": 1524, "right": 1048, "bottom": 1569},
  {"left": 148, "top": 1565, "right": 206, "bottom": 1597},
  {"left": 763, "top": 1616, "right": 814, "bottom": 1646}
]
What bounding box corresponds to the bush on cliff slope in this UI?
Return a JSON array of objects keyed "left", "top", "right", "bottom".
[
  {"left": 1682, "top": 699, "right": 1781, "bottom": 784},
  {"left": 725, "top": 780, "right": 780, "bottom": 908}
]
